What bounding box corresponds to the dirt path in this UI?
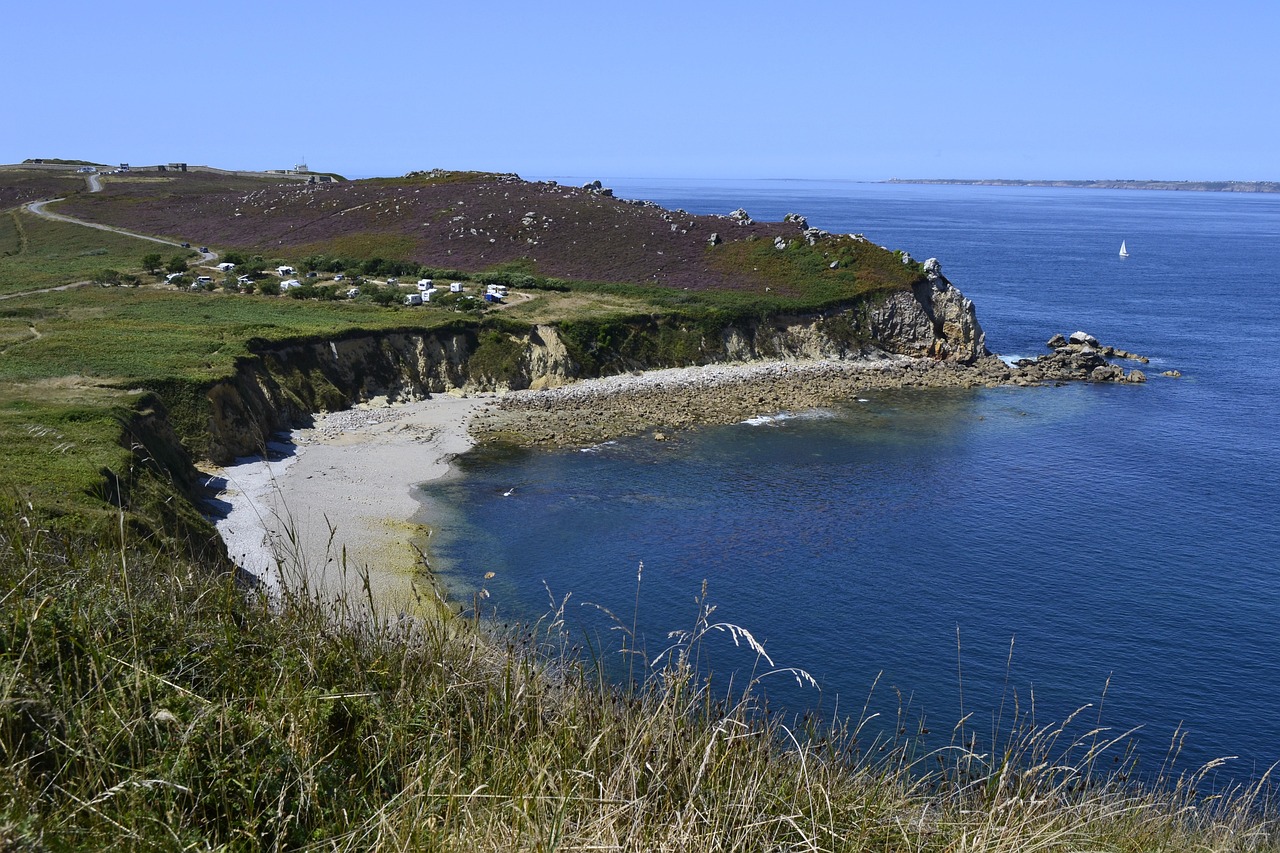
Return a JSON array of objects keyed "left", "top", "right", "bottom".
[{"left": 24, "top": 198, "right": 218, "bottom": 264}]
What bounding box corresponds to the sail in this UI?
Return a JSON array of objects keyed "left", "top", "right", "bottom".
[{"left": 1119, "top": 240, "right": 1129, "bottom": 257}]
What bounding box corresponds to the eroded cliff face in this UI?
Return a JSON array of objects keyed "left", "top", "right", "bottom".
[
  {"left": 867, "top": 259, "right": 986, "bottom": 362},
  {"left": 202, "top": 273, "right": 988, "bottom": 463}
]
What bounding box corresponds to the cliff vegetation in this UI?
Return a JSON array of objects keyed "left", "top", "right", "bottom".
[{"left": 2, "top": 168, "right": 1273, "bottom": 849}]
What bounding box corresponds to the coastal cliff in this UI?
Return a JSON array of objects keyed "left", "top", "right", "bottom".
[{"left": 200, "top": 260, "right": 992, "bottom": 463}]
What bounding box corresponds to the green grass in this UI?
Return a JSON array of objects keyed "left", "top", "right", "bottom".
[
  {"left": 0, "top": 287, "right": 466, "bottom": 384},
  {"left": 1, "top": 508, "right": 1274, "bottom": 850},
  {"left": 0, "top": 178, "right": 1277, "bottom": 851},
  {"left": 0, "top": 210, "right": 163, "bottom": 296}
]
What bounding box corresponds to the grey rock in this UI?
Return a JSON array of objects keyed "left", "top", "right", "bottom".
[
  {"left": 774, "top": 236, "right": 788, "bottom": 250},
  {"left": 783, "top": 213, "right": 809, "bottom": 229},
  {"left": 1046, "top": 333, "right": 1067, "bottom": 348},
  {"left": 728, "top": 208, "right": 753, "bottom": 225},
  {"left": 708, "top": 232, "right": 721, "bottom": 246},
  {"left": 1069, "top": 330, "right": 1100, "bottom": 347}
]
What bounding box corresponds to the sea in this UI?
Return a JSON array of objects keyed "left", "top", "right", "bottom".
[{"left": 419, "top": 179, "right": 1280, "bottom": 783}]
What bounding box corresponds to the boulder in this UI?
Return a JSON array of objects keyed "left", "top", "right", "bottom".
[
  {"left": 1046, "top": 333, "right": 1067, "bottom": 348},
  {"left": 1069, "top": 330, "right": 1100, "bottom": 347},
  {"left": 773, "top": 236, "right": 788, "bottom": 250},
  {"left": 1089, "top": 364, "right": 1124, "bottom": 382},
  {"left": 707, "top": 232, "right": 721, "bottom": 246},
  {"left": 728, "top": 208, "right": 753, "bottom": 225},
  {"left": 803, "top": 227, "right": 828, "bottom": 246},
  {"left": 783, "top": 212, "right": 808, "bottom": 229},
  {"left": 1162, "top": 369, "right": 1182, "bottom": 378},
  {"left": 1125, "top": 369, "right": 1147, "bottom": 383}
]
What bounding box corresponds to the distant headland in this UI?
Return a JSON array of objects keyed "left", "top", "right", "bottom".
[{"left": 884, "top": 178, "right": 1280, "bottom": 193}]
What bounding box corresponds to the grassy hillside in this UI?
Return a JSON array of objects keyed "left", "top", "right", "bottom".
[
  {"left": 0, "top": 167, "right": 87, "bottom": 209},
  {"left": 3, "top": 503, "right": 1274, "bottom": 850},
  {"left": 54, "top": 170, "right": 926, "bottom": 298},
  {"left": 2, "top": 168, "right": 1273, "bottom": 850},
  {"left": 0, "top": 209, "right": 174, "bottom": 296}
]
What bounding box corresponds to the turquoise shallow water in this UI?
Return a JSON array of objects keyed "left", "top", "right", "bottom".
[{"left": 421, "top": 181, "right": 1280, "bottom": 781}]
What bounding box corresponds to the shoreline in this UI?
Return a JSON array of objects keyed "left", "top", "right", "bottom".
[
  {"left": 205, "top": 353, "right": 1010, "bottom": 606},
  {"left": 204, "top": 392, "right": 496, "bottom": 609}
]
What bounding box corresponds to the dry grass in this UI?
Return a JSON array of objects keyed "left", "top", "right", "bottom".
[{"left": 1, "top": 500, "right": 1276, "bottom": 851}]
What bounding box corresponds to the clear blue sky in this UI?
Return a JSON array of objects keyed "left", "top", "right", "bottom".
[{"left": 6, "top": 0, "right": 1276, "bottom": 180}]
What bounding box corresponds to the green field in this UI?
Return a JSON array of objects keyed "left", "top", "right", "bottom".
[{"left": 0, "top": 209, "right": 168, "bottom": 296}]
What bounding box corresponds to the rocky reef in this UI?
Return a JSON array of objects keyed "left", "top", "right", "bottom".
[{"left": 1011, "top": 331, "right": 1149, "bottom": 384}]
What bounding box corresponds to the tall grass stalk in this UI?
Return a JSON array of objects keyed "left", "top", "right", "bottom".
[{"left": 1, "top": 498, "right": 1276, "bottom": 850}]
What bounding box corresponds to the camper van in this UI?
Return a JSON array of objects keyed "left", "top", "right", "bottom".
[{"left": 404, "top": 293, "right": 423, "bottom": 306}]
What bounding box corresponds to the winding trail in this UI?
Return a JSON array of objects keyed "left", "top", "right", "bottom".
[{"left": 24, "top": 198, "right": 218, "bottom": 265}]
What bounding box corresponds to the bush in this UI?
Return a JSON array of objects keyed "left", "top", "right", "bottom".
[{"left": 466, "top": 330, "right": 526, "bottom": 387}]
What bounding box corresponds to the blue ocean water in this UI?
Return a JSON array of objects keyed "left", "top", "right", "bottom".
[{"left": 421, "top": 180, "right": 1280, "bottom": 781}]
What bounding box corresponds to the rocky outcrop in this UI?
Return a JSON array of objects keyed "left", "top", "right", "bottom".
[
  {"left": 867, "top": 259, "right": 987, "bottom": 363},
  {"left": 1011, "top": 332, "right": 1150, "bottom": 384}
]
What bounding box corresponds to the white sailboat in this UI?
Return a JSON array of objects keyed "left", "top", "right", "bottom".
[{"left": 1119, "top": 240, "right": 1129, "bottom": 257}]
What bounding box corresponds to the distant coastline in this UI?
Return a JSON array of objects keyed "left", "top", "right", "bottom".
[{"left": 884, "top": 178, "right": 1280, "bottom": 193}]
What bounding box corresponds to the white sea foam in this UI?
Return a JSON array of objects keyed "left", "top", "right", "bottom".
[{"left": 742, "top": 412, "right": 797, "bottom": 427}]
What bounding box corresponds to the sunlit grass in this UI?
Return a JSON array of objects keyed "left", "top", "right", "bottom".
[
  {"left": 0, "top": 210, "right": 162, "bottom": 296},
  {"left": 1, "top": 506, "right": 1274, "bottom": 850}
]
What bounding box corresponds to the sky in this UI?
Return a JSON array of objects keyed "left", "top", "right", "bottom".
[{"left": 6, "top": 0, "right": 1277, "bottom": 181}]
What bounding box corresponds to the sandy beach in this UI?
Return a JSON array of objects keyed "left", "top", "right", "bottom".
[
  {"left": 205, "top": 354, "right": 1008, "bottom": 609},
  {"left": 205, "top": 393, "right": 495, "bottom": 609}
]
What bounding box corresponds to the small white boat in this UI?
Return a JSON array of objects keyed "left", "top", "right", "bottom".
[{"left": 1119, "top": 240, "right": 1129, "bottom": 257}]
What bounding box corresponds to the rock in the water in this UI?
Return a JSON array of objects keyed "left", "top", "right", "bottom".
[
  {"left": 1046, "top": 333, "right": 1067, "bottom": 348},
  {"left": 653, "top": 431, "right": 668, "bottom": 442},
  {"left": 1125, "top": 369, "right": 1147, "bottom": 383},
  {"left": 1162, "top": 369, "right": 1182, "bottom": 378},
  {"left": 1090, "top": 364, "right": 1124, "bottom": 382},
  {"left": 1069, "top": 330, "right": 1100, "bottom": 347}
]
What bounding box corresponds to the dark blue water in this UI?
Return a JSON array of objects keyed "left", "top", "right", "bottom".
[{"left": 422, "top": 180, "right": 1280, "bottom": 781}]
